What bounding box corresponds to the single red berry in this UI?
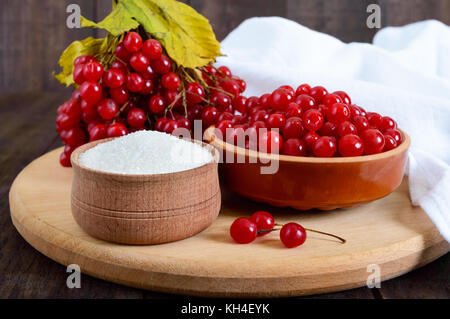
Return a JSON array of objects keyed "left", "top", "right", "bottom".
[
  {"left": 127, "top": 107, "right": 146, "bottom": 128},
  {"left": 73, "top": 64, "right": 85, "bottom": 85},
  {"left": 211, "top": 92, "right": 232, "bottom": 112},
  {"left": 266, "top": 113, "right": 286, "bottom": 130},
  {"left": 62, "top": 126, "right": 86, "bottom": 147},
  {"left": 217, "top": 112, "right": 234, "bottom": 123},
  {"left": 367, "top": 112, "right": 382, "bottom": 127},
  {"left": 247, "top": 96, "right": 260, "bottom": 109},
  {"left": 235, "top": 78, "right": 246, "bottom": 92},
  {"left": 89, "top": 123, "right": 107, "bottom": 141},
  {"left": 280, "top": 223, "right": 307, "bottom": 248},
  {"left": 318, "top": 121, "right": 338, "bottom": 138},
  {"left": 83, "top": 61, "right": 104, "bottom": 82},
  {"left": 323, "top": 94, "right": 343, "bottom": 108},
  {"left": 154, "top": 118, "right": 168, "bottom": 132},
  {"left": 378, "top": 116, "right": 397, "bottom": 132},
  {"left": 201, "top": 106, "right": 220, "bottom": 128},
  {"left": 140, "top": 79, "right": 155, "bottom": 95},
  {"left": 313, "top": 136, "right": 336, "bottom": 157},
  {"left": 383, "top": 134, "right": 398, "bottom": 151},
  {"left": 114, "top": 42, "right": 132, "bottom": 62},
  {"left": 303, "top": 109, "right": 324, "bottom": 132},
  {"left": 74, "top": 55, "right": 94, "bottom": 66},
  {"left": 186, "top": 82, "right": 206, "bottom": 104},
  {"left": 295, "top": 94, "right": 316, "bottom": 112},
  {"left": 282, "top": 138, "right": 307, "bottom": 156},
  {"left": 218, "top": 66, "right": 232, "bottom": 77},
  {"left": 107, "top": 123, "right": 128, "bottom": 138},
  {"left": 337, "top": 121, "right": 358, "bottom": 137},
  {"left": 270, "top": 89, "right": 293, "bottom": 111},
  {"left": 278, "top": 85, "right": 295, "bottom": 96},
  {"left": 333, "top": 91, "right": 351, "bottom": 105},
  {"left": 59, "top": 151, "right": 71, "bottom": 167},
  {"left": 221, "top": 79, "right": 241, "bottom": 97},
  {"left": 295, "top": 83, "right": 311, "bottom": 96},
  {"left": 250, "top": 211, "right": 274, "bottom": 236},
  {"left": 163, "top": 119, "right": 179, "bottom": 134},
  {"left": 303, "top": 131, "right": 320, "bottom": 151},
  {"left": 125, "top": 73, "right": 144, "bottom": 92},
  {"left": 141, "top": 65, "right": 156, "bottom": 80},
  {"left": 151, "top": 54, "right": 172, "bottom": 74},
  {"left": 230, "top": 217, "right": 257, "bottom": 244},
  {"left": 80, "top": 81, "right": 102, "bottom": 106},
  {"left": 259, "top": 131, "right": 283, "bottom": 154},
  {"left": 97, "top": 99, "right": 118, "bottom": 120},
  {"left": 233, "top": 95, "right": 248, "bottom": 114},
  {"left": 123, "top": 32, "right": 142, "bottom": 52},
  {"left": 176, "top": 118, "right": 191, "bottom": 130},
  {"left": 285, "top": 102, "right": 302, "bottom": 118},
  {"left": 129, "top": 52, "right": 150, "bottom": 73},
  {"left": 384, "top": 128, "right": 402, "bottom": 145},
  {"left": 258, "top": 94, "right": 271, "bottom": 109},
  {"left": 309, "top": 86, "right": 328, "bottom": 104},
  {"left": 361, "top": 129, "right": 385, "bottom": 155},
  {"left": 148, "top": 95, "right": 165, "bottom": 114},
  {"left": 349, "top": 104, "right": 362, "bottom": 118},
  {"left": 215, "top": 120, "right": 233, "bottom": 138},
  {"left": 161, "top": 72, "right": 181, "bottom": 90},
  {"left": 352, "top": 115, "right": 370, "bottom": 133},
  {"left": 283, "top": 117, "right": 304, "bottom": 139},
  {"left": 110, "top": 60, "right": 128, "bottom": 75},
  {"left": 103, "top": 68, "right": 125, "bottom": 89},
  {"left": 142, "top": 39, "right": 162, "bottom": 60},
  {"left": 327, "top": 103, "right": 350, "bottom": 124},
  {"left": 109, "top": 87, "right": 129, "bottom": 105},
  {"left": 338, "top": 134, "right": 364, "bottom": 157}
]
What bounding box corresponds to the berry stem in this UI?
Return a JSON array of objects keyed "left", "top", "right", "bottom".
[{"left": 303, "top": 228, "right": 346, "bottom": 244}]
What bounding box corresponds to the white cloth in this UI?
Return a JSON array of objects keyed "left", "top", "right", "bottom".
[{"left": 217, "top": 17, "right": 450, "bottom": 242}]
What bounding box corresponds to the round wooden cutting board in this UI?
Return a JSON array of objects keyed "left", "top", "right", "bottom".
[{"left": 9, "top": 148, "right": 449, "bottom": 297}]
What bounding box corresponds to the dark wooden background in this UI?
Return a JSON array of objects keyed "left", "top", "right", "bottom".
[
  {"left": 0, "top": 0, "right": 449, "bottom": 299},
  {"left": 1, "top": 0, "right": 450, "bottom": 93}
]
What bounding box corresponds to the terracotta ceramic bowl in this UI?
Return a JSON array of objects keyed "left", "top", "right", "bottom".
[
  {"left": 205, "top": 127, "right": 410, "bottom": 211},
  {"left": 70, "top": 138, "right": 221, "bottom": 244}
]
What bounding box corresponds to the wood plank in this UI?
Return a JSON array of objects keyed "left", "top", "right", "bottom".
[
  {"left": 380, "top": 0, "right": 450, "bottom": 26},
  {"left": 9, "top": 154, "right": 449, "bottom": 297},
  {"left": 287, "top": 0, "right": 380, "bottom": 43},
  {"left": 377, "top": 253, "right": 450, "bottom": 298},
  {"left": 0, "top": 0, "right": 96, "bottom": 93}
]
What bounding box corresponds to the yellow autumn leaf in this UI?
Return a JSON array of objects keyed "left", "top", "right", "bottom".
[
  {"left": 82, "top": 0, "right": 221, "bottom": 68},
  {"left": 54, "top": 37, "right": 106, "bottom": 86}
]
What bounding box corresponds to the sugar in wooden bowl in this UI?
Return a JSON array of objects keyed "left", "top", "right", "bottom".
[{"left": 71, "top": 130, "right": 221, "bottom": 245}]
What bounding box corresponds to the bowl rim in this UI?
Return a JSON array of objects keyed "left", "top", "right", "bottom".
[
  {"left": 71, "top": 134, "right": 220, "bottom": 178},
  {"left": 204, "top": 127, "right": 410, "bottom": 164}
]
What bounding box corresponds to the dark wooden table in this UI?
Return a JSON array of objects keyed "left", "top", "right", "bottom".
[{"left": 0, "top": 92, "right": 448, "bottom": 299}]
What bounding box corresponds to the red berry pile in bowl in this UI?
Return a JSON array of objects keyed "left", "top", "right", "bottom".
[{"left": 204, "top": 84, "right": 410, "bottom": 211}]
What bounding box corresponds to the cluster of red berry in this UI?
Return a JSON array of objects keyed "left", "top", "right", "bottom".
[
  {"left": 56, "top": 30, "right": 403, "bottom": 167},
  {"left": 230, "top": 211, "right": 345, "bottom": 248},
  {"left": 214, "top": 85, "right": 403, "bottom": 157},
  {"left": 56, "top": 31, "right": 245, "bottom": 166}
]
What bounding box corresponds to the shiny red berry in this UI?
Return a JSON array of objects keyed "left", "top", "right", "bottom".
[{"left": 280, "top": 223, "right": 307, "bottom": 248}]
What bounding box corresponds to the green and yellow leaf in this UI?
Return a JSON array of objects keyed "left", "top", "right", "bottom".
[
  {"left": 54, "top": 37, "right": 106, "bottom": 86},
  {"left": 82, "top": 0, "right": 221, "bottom": 68}
]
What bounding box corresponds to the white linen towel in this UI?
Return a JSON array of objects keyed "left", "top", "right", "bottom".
[{"left": 217, "top": 17, "right": 450, "bottom": 242}]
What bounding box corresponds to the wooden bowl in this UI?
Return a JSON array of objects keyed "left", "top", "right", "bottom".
[
  {"left": 205, "top": 127, "right": 410, "bottom": 211},
  {"left": 70, "top": 138, "right": 221, "bottom": 245}
]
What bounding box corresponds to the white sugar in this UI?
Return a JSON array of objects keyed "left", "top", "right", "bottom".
[{"left": 78, "top": 130, "right": 213, "bottom": 175}]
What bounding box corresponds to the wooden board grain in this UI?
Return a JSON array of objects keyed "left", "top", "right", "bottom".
[{"left": 9, "top": 148, "right": 449, "bottom": 297}]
